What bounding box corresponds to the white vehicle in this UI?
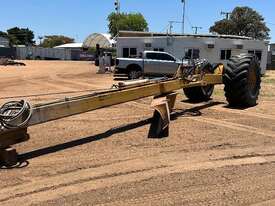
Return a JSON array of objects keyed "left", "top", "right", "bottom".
[{"left": 115, "top": 51, "right": 184, "bottom": 79}]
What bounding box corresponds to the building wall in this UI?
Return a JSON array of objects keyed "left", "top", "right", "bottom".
[{"left": 117, "top": 36, "right": 268, "bottom": 74}]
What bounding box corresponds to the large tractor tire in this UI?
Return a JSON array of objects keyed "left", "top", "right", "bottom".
[
  {"left": 223, "top": 54, "right": 261, "bottom": 107},
  {"left": 183, "top": 62, "right": 214, "bottom": 102}
]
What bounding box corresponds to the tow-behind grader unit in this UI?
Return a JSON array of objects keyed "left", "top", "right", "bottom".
[{"left": 0, "top": 54, "right": 261, "bottom": 166}]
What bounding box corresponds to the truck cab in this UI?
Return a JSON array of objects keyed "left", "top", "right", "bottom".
[{"left": 115, "top": 51, "right": 181, "bottom": 79}]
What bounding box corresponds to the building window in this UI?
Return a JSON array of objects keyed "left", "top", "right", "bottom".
[
  {"left": 123, "top": 48, "right": 137, "bottom": 58},
  {"left": 220, "top": 49, "right": 231, "bottom": 60},
  {"left": 123, "top": 48, "right": 129, "bottom": 58},
  {"left": 145, "top": 43, "right": 152, "bottom": 48},
  {"left": 154, "top": 48, "right": 165, "bottom": 52},
  {"left": 184, "top": 48, "right": 200, "bottom": 59},
  {"left": 248, "top": 50, "right": 262, "bottom": 61},
  {"left": 130, "top": 48, "right": 137, "bottom": 57}
]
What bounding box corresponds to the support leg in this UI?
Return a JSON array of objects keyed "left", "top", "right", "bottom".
[
  {"left": 148, "top": 93, "right": 178, "bottom": 138},
  {"left": 0, "top": 147, "right": 18, "bottom": 167},
  {"left": 166, "top": 92, "right": 178, "bottom": 111},
  {"left": 0, "top": 128, "right": 29, "bottom": 167},
  {"left": 148, "top": 97, "right": 170, "bottom": 138}
]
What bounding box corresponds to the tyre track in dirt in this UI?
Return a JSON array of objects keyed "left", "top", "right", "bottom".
[
  {"left": 184, "top": 116, "right": 275, "bottom": 138},
  {"left": 181, "top": 101, "right": 275, "bottom": 121},
  {"left": 1, "top": 146, "right": 275, "bottom": 206},
  {"left": 0, "top": 102, "right": 274, "bottom": 205},
  {"left": 21, "top": 74, "right": 108, "bottom": 95},
  {"left": 251, "top": 199, "right": 275, "bottom": 206},
  {"left": 25, "top": 79, "right": 80, "bottom": 92},
  {"left": 51, "top": 76, "right": 107, "bottom": 90},
  {"left": 96, "top": 172, "right": 275, "bottom": 206}
]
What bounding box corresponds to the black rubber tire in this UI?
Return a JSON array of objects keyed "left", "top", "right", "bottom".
[
  {"left": 128, "top": 70, "right": 142, "bottom": 79},
  {"left": 223, "top": 54, "right": 261, "bottom": 107},
  {"left": 127, "top": 65, "right": 142, "bottom": 80},
  {"left": 183, "top": 62, "right": 215, "bottom": 102}
]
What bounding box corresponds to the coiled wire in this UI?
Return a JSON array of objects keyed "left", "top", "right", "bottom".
[{"left": 0, "top": 100, "right": 32, "bottom": 130}]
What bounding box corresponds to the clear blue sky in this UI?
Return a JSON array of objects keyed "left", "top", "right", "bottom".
[{"left": 1, "top": 0, "right": 274, "bottom": 42}]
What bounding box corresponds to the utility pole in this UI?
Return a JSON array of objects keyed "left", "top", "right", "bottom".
[
  {"left": 168, "top": 21, "right": 173, "bottom": 34},
  {"left": 114, "top": 0, "right": 120, "bottom": 14},
  {"left": 38, "top": 36, "right": 43, "bottom": 45},
  {"left": 220, "top": 11, "right": 232, "bottom": 20},
  {"left": 192, "top": 26, "right": 202, "bottom": 34},
  {"left": 114, "top": 0, "right": 120, "bottom": 36},
  {"left": 181, "top": 0, "right": 186, "bottom": 34},
  {"left": 167, "top": 21, "right": 183, "bottom": 34}
]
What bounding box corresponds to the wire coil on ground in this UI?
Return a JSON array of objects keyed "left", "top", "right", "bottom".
[{"left": 0, "top": 100, "right": 32, "bottom": 130}]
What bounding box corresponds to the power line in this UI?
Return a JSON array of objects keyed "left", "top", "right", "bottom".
[{"left": 185, "top": 15, "right": 194, "bottom": 31}]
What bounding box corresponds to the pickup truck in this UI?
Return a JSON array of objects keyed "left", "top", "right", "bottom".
[{"left": 114, "top": 51, "right": 183, "bottom": 79}]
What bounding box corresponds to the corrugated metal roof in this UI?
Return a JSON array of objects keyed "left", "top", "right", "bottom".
[{"left": 83, "top": 33, "right": 115, "bottom": 48}]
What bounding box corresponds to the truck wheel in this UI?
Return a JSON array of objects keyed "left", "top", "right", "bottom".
[
  {"left": 183, "top": 62, "right": 214, "bottom": 102},
  {"left": 128, "top": 69, "right": 142, "bottom": 80},
  {"left": 223, "top": 54, "right": 261, "bottom": 107}
]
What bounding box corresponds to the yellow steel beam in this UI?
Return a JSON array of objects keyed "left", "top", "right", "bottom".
[{"left": 0, "top": 74, "right": 222, "bottom": 137}]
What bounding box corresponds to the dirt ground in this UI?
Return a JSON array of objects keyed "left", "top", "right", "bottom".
[{"left": 1, "top": 60, "right": 275, "bottom": 206}]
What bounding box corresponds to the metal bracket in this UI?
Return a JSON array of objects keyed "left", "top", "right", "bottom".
[
  {"left": 0, "top": 147, "right": 18, "bottom": 167},
  {"left": 0, "top": 128, "right": 29, "bottom": 167},
  {"left": 148, "top": 93, "right": 177, "bottom": 138}
]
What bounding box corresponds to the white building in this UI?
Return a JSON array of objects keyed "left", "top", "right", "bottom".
[
  {"left": 0, "top": 37, "right": 9, "bottom": 47},
  {"left": 116, "top": 31, "right": 268, "bottom": 74}
]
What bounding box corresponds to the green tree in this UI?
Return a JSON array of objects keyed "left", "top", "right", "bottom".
[
  {"left": 210, "top": 7, "right": 270, "bottom": 40},
  {"left": 108, "top": 12, "right": 148, "bottom": 37},
  {"left": 40, "top": 35, "right": 75, "bottom": 48},
  {"left": 7, "top": 27, "right": 35, "bottom": 46}
]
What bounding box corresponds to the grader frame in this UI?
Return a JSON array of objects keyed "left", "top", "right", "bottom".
[{"left": 0, "top": 67, "right": 224, "bottom": 166}]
